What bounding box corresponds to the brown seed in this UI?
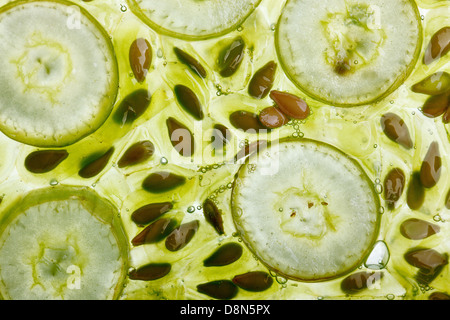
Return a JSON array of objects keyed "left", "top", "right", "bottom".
[
  {"left": 429, "top": 292, "right": 450, "bottom": 300},
  {"left": 423, "top": 26, "right": 450, "bottom": 65},
  {"left": 211, "top": 124, "right": 232, "bottom": 149},
  {"left": 404, "top": 248, "right": 448, "bottom": 284},
  {"left": 78, "top": 147, "right": 114, "bottom": 179},
  {"left": 269, "top": 90, "right": 310, "bottom": 120},
  {"left": 131, "top": 202, "right": 173, "bottom": 226},
  {"left": 259, "top": 106, "right": 290, "bottom": 129},
  {"left": 203, "top": 198, "right": 225, "bottom": 235},
  {"left": 229, "top": 110, "right": 267, "bottom": 132},
  {"left": 197, "top": 280, "right": 238, "bottom": 300},
  {"left": 334, "top": 58, "right": 351, "bottom": 75},
  {"left": 166, "top": 117, "right": 195, "bottom": 157},
  {"left": 113, "top": 89, "right": 152, "bottom": 125},
  {"left": 129, "top": 38, "right": 152, "bottom": 83},
  {"left": 173, "top": 47, "right": 207, "bottom": 78},
  {"left": 234, "top": 140, "right": 268, "bottom": 163},
  {"left": 443, "top": 105, "right": 450, "bottom": 123},
  {"left": 131, "top": 218, "right": 177, "bottom": 246},
  {"left": 422, "top": 93, "right": 449, "bottom": 118},
  {"left": 128, "top": 263, "right": 171, "bottom": 281},
  {"left": 400, "top": 218, "right": 440, "bottom": 240},
  {"left": 232, "top": 271, "right": 273, "bottom": 292},
  {"left": 383, "top": 168, "right": 405, "bottom": 210},
  {"left": 412, "top": 71, "right": 450, "bottom": 95},
  {"left": 406, "top": 171, "right": 425, "bottom": 210},
  {"left": 174, "top": 84, "right": 204, "bottom": 120},
  {"left": 248, "top": 61, "right": 277, "bottom": 99},
  {"left": 118, "top": 140, "right": 154, "bottom": 168},
  {"left": 340, "top": 271, "right": 383, "bottom": 294},
  {"left": 165, "top": 220, "right": 199, "bottom": 252},
  {"left": 142, "top": 171, "right": 186, "bottom": 193},
  {"left": 24, "top": 150, "right": 68, "bottom": 174},
  {"left": 446, "top": 188, "right": 450, "bottom": 209},
  {"left": 203, "top": 243, "right": 243, "bottom": 267},
  {"left": 380, "top": 113, "right": 413, "bottom": 149},
  {"left": 218, "top": 37, "right": 245, "bottom": 77},
  {"left": 420, "top": 141, "right": 441, "bottom": 188}
]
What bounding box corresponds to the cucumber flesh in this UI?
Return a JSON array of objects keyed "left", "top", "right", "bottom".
[
  {"left": 128, "top": 0, "right": 261, "bottom": 40},
  {"left": 231, "top": 139, "right": 380, "bottom": 281},
  {"left": 276, "top": 0, "right": 421, "bottom": 106},
  {"left": 0, "top": 0, "right": 118, "bottom": 147},
  {"left": 0, "top": 187, "right": 128, "bottom": 300}
]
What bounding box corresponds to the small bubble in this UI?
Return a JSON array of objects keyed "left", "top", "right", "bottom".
[
  {"left": 299, "top": 132, "right": 304, "bottom": 138},
  {"left": 317, "top": 296, "right": 324, "bottom": 300},
  {"left": 91, "top": 183, "right": 97, "bottom": 188},
  {"left": 127, "top": 267, "right": 136, "bottom": 274},
  {"left": 292, "top": 132, "right": 299, "bottom": 138},
  {"left": 160, "top": 157, "right": 168, "bottom": 165},
  {"left": 276, "top": 276, "right": 287, "bottom": 285},
  {"left": 187, "top": 206, "right": 195, "bottom": 213},
  {"left": 379, "top": 206, "right": 385, "bottom": 214},
  {"left": 373, "top": 144, "right": 378, "bottom": 148},
  {"left": 411, "top": 111, "right": 415, "bottom": 115},
  {"left": 354, "top": 60, "right": 358, "bottom": 65},
  {"left": 120, "top": 4, "right": 127, "bottom": 12},
  {"left": 237, "top": 26, "right": 243, "bottom": 32},
  {"left": 270, "top": 23, "right": 276, "bottom": 31},
  {"left": 390, "top": 100, "right": 394, "bottom": 104},
  {"left": 49, "top": 179, "right": 58, "bottom": 186},
  {"left": 278, "top": 207, "right": 283, "bottom": 212},
  {"left": 227, "top": 182, "right": 233, "bottom": 189},
  {"left": 375, "top": 178, "right": 381, "bottom": 184},
  {"left": 420, "top": 15, "right": 424, "bottom": 20},
  {"left": 216, "top": 91, "right": 222, "bottom": 96},
  {"left": 129, "top": 72, "right": 134, "bottom": 77},
  {"left": 197, "top": 205, "right": 202, "bottom": 210},
  {"left": 433, "top": 214, "right": 441, "bottom": 222},
  {"left": 157, "top": 48, "right": 163, "bottom": 58},
  {"left": 386, "top": 294, "right": 395, "bottom": 300},
  {"left": 375, "top": 184, "right": 383, "bottom": 194}
]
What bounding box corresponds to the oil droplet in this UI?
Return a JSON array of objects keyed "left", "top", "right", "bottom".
[{"left": 187, "top": 206, "right": 195, "bottom": 213}]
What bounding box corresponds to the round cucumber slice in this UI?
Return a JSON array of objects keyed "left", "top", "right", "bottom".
[
  {"left": 0, "top": 0, "right": 118, "bottom": 147},
  {"left": 275, "top": 0, "right": 422, "bottom": 106},
  {"left": 0, "top": 187, "right": 129, "bottom": 300},
  {"left": 231, "top": 139, "right": 381, "bottom": 282},
  {"left": 127, "top": 0, "right": 261, "bottom": 40}
]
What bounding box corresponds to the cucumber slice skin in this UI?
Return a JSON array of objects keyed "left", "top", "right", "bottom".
[
  {"left": 231, "top": 138, "right": 381, "bottom": 282},
  {"left": 127, "top": 0, "right": 263, "bottom": 41},
  {"left": 0, "top": 0, "right": 119, "bottom": 148},
  {"left": 0, "top": 186, "right": 129, "bottom": 300},
  {"left": 275, "top": 0, "right": 423, "bottom": 107}
]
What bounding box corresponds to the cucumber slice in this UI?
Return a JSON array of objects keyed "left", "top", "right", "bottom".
[
  {"left": 231, "top": 139, "right": 380, "bottom": 282},
  {"left": 0, "top": 187, "right": 128, "bottom": 300},
  {"left": 276, "top": 0, "right": 422, "bottom": 106},
  {"left": 127, "top": 0, "right": 261, "bottom": 40},
  {"left": 0, "top": 0, "right": 118, "bottom": 147}
]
